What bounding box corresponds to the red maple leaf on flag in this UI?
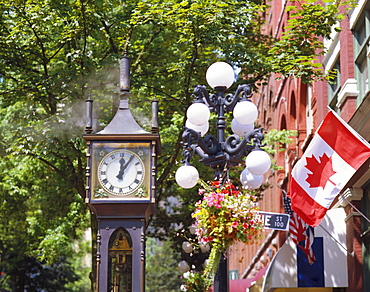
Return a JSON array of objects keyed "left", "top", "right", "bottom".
[{"left": 305, "top": 153, "right": 336, "bottom": 188}]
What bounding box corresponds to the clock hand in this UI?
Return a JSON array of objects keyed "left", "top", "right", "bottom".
[
  {"left": 116, "top": 155, "right": 134, "bottom": 180},
  {"left": 116, "top": 158, "right": 126, "bottom": 180}
]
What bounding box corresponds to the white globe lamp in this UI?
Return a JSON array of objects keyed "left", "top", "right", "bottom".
[
  {"left": 186, "top": 103, "right": 210, "bottom": 126},
  {"left": 175, "top": 165, "right": 199, "bottom": 189},
  {"left": 186, "top": 119, "right": 209, "bottom": 136},
  {"left": 206, "top": 62, "right": 235, "bottom": 89},
  {"left": 245, "top": 150, "right": 271, "bottom": 175},
  {"left": 182, "top": 241, "right": 194, "bottom": 253},
  {"left": 200, "top": 242, "right": 210, "bottom": 253},
  {"left": 233, "top": 101, "right": 258, "bottom": 125},
  {"left": 231, "top": 118, "right": 254, "bottom": 137},
  {"left": 178, "top": 261, "right": 191, "bottom": 273},
  {"left": 240, "top": 168, "right": 264, "bottom": 190},
  {"left": 189, "top": 225, "right": 196, "bottom": 235}
]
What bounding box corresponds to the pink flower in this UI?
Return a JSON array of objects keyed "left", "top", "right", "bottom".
[
  {"left": 204, "top": 192, "right": 225, "bottom": 208},
  {"left": 198, "top": 188, "right": 206, "bottom": 195}
]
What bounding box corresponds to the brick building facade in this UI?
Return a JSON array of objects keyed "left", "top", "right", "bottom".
[{"left": 228, "top": 1, "right": 370, "bottom": 291}]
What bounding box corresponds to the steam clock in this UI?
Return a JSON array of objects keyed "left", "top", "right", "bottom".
[{"left": 84, "top": 55, "right": 161, "bottom": 291}]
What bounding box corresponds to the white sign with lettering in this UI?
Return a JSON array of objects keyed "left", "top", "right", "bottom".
[{"left": 259, "top": 211, "right": 290, "bottom": 231}]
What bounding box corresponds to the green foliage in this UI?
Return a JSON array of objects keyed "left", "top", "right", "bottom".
[
  {"left": 1, "top": 256, "right": 80, "bottom": 292},
  {"left": 145, "top": 238, "right": 182, "bottom": 291},
  {"left": 0, "top": 153, "right": 90, "bottom": 290},
  {"left": 182, "top": 269, "right": 213, "bottom": 292},
  {"left": 66, "top": 234, "right": 92, "bottom": 291},
  {"left": 266, "top": 0, "right": 354, "bottom": 83},
  {"left": 263, "top": 129, "right": 298, "bottom": 154}
]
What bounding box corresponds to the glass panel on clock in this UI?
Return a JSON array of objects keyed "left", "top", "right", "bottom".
[{"left": 108, "top": 228, "right": 132, "bottom": 292}]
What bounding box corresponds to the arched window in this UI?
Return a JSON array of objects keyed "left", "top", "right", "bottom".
[
  {"left": 290, "top": 92, "right": 296, "bottom": 122},
  {"left": 277, "top": 115, "right": 287, "bottom": 166}
]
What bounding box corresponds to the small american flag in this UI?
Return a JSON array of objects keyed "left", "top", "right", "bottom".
[
  {"left": 283, "top": 190, "right": 316, "bottom": 265},
  {"left": 289, "top": 212, "right": 316, "bottom": 265}
]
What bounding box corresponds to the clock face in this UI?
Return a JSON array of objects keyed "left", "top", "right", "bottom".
[{"left": 97, "top": 149, "right": 145, "bottom": 196}]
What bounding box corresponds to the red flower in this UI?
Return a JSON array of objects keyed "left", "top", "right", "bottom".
[
  {"left": 212, "top": 181, "right": 221, "bottom": 187},
  {"left": 221, "top": 188, "right": 229, "bottom": 194},
  {"left": 201, "top": 236, "right": 214, "bottom": 243},
  {"left": 232, "top": 190, "right": 241, "bottom": 197}
]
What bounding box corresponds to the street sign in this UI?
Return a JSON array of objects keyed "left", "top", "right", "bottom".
[{"left": 259, "top": 211, "right": 290, "bottom": 231}]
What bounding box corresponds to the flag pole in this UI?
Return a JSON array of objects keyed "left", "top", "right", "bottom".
[
  {"left": 338, "top": 193, "right": 370, "bottom": 224},
  {"left": 318, "top": 225, "right": 354, "bottom": 257}
]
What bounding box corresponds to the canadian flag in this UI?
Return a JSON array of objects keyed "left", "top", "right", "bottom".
[{"left": 289, "top": 110, "right": 370, "bottom": 227}]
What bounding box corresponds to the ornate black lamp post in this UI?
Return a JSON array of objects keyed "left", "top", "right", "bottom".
[{"left": 175, "top": 62, "right": 271, "bottom": 292}]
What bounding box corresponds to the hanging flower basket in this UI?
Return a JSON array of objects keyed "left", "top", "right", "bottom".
[{"left": 183, "top": 180, "right": 263, "bottom": 291}]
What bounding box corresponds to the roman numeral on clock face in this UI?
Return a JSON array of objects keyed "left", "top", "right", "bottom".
[{"left": 97, "top": 148, "right": 146, "bottom": 197}]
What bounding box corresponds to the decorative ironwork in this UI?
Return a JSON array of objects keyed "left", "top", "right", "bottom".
[{"left": 181, "top": 84, "right": 266, "bottom": 179}]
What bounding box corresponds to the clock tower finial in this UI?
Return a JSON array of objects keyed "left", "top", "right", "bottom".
[
  {"left": 96, "top": 54, "right": 148, "bottom": 135},
  {"left": 120, "top": 52, "right": 130, "bottom": 98}
]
